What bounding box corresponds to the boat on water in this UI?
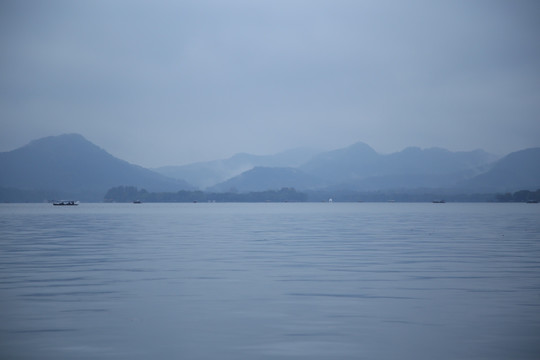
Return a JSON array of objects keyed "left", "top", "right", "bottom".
[
  {"left": 53, "top": 200, "right": 79, "bottom": 206},
  {"left": 432, "top": 200, "right": 446, "bottom": 203},
  {"left": 133, "top": 200, "right": 142, "bottom": 204}
]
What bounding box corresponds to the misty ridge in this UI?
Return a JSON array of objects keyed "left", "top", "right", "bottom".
[{"left": 0, "top": 133, "right": 539, "bottom": 202}]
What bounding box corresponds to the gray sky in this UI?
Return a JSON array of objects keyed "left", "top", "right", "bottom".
[{"left": 1, "top": 0, "right": 539, "bottom": 167}]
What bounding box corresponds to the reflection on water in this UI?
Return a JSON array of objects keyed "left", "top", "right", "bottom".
[{"left": 1, "top": 203, "right": 539, "bottom": 359}]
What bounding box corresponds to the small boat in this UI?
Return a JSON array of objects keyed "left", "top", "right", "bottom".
[
  {"left": 432, "top": 200, "right": 446, "bottom": 203},
  {"left": 526, "top": 200, "right": 538, "bottom": 204},
  {"left": 53, "top": 200, "right": 79, "bottom": 206},
  {"left": 133, "top": 200, "right": 142, "bottom": 204}
]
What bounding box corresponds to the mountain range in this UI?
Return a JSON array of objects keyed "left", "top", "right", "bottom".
[
  {"left": 153, "top": 147, "right": 320, "bottom": 189},
  {"left": 0, "top": 133, "right": 539, "bottom": 202},
  {"left": 152, "top": 141, "right": 539, "bottom": 194}
]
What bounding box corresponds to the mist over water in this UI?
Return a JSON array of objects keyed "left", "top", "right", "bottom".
[{"left": 1, "top": 203, "right": 539, "bottom": 359}]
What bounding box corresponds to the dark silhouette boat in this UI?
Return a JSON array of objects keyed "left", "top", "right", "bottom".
[
  {"left": 432, "top": 200, "right": 446, "bottom": 203},
  {"left": 53, "top": 200, "right": 79, "bottom": 206}
]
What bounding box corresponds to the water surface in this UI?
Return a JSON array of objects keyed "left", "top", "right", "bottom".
[{"left": 1, "top": 203, "right": 539, "bottom": 359}]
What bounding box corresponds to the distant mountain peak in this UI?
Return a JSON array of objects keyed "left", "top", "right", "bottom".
[
  {"left": 344, "top": 141, "right": 378, "bottom": 153},
  {"left": 401, "top": 146, "right": 422, "bottom": 153},
  {"left": 21, "top": 133, "right": 103, "bottom": 153},
  {"left": 27, "top": 133, "right": 88, "bottom": 145},
  {"left": 0, "top": 133, "right": 193, "bottom": 201},
  {"left": 400, "top": 146, "right": 451, "bottom": 154}
]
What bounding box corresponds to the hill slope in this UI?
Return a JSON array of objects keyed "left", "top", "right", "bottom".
[
  {"left": 208, "top": 167, "right": 323, "bottom": 193},
  {"left": 299, "top": 142, "right": 380, "bottom": 184},
  {"left": 154, "top": 147, "right": 321, "bottom": 189},
  {"left": 326, "top": 147, "right": 498, "bottom": 191},
  {"left": 0, "top": 134, "right": 192, "bottom": 201},
  {"left": 458, "top": 148, "right": 540, "bottom": 192}
]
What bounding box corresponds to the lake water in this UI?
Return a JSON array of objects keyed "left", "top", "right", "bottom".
[{"left": 0, "top": 202, "right": 539, "bottom": 359}]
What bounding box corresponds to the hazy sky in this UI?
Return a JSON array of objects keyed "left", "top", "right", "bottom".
[{"left": 1, "top": 0, "right": 539, "bottom": 167}]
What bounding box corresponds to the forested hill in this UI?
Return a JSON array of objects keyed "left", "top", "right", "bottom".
[
  {"left": 104, "top": 186, "right": 307, "bottom": 203},
  {"left": 103, "top": 186, "right": 540, "bottom": 203}
]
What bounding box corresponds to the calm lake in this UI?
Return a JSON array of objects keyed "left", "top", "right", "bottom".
[{"left": 1, "top": 202, "right": 539, "bottom": 359}]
